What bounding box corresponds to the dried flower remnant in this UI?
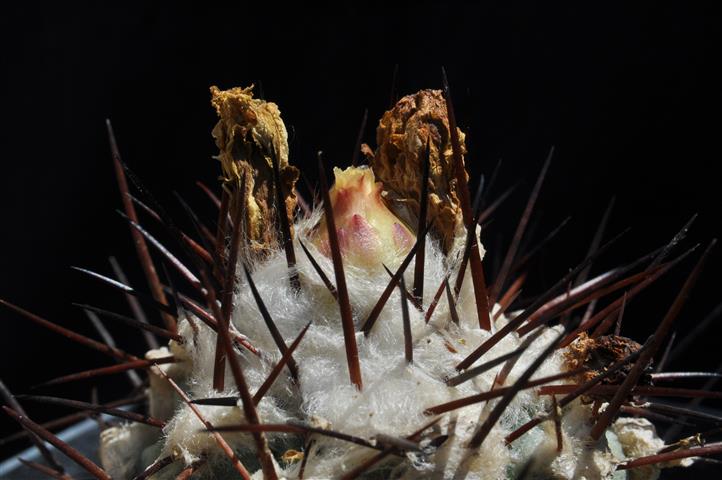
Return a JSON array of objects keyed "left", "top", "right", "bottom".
[
  {"left": 372, "top": 89, "right": 467, "bottom": 251},
  {"left": 311, "top": 166, "right": 415, "bottom": 270},
  {"left": 565, "top": 333, "right": 647, "bottom": 384},
  {"left": 210, "top": 85, "right": 299, "bottom": 254}
]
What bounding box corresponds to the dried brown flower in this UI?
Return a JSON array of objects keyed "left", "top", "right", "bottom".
[
  {"left": 210, "top": 85, "right": 299, "bottom": 254},
  {"left": 372, "top": 89, "right": 468, "bottom": 252},
  {"left": 565, "top": 333, "right": 645, "bottom": 384}
]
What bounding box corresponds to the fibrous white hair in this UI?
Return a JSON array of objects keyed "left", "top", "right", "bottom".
[{"left": 99, "top": 211, "right": 673, "bottom": 480}]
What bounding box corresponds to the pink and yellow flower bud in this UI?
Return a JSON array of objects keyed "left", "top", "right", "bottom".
[{"left": 313, "top": 166, "right": 415, "bottom": 270}]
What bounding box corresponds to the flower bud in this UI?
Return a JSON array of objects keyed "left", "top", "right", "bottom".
[{"left": 313, "top": 166, "right": 415, "bottom": 270}]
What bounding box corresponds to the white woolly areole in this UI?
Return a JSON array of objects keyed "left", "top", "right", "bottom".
[{"left": 98, "top": 213, "right": 680, "bottom": 480}]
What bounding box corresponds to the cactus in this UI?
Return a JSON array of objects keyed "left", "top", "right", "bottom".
[{"left": 1, "top": 82, "right": 719, "bottom": 480}]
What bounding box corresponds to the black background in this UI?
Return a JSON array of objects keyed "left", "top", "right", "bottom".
[{"left": 1, "top": 1, "right": 721, "bottom": 467}]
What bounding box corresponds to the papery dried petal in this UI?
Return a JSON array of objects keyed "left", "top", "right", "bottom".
[
  {"left": 373, "top": 89, "right": 468, "bottom": 252},
  {"left": 210, "top": 85, "right": 299, "bottom": 254}
]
